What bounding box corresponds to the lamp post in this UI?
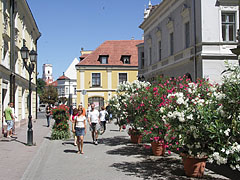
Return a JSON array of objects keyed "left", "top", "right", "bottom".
[{"left": 20, "top": 40, "right": 37, "bottom": 146}]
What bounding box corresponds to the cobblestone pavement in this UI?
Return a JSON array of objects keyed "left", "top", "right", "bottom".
[
  {"left": 0, "top": 112, "right": 53, "bottom": 180},
  {"left": 1, "top": 113, "right": 239, "bottom": 180},
  {"left": 19, "top": 117, "right": 239, "bottom": 180}
]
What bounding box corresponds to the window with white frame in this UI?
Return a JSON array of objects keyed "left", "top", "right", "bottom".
[
  {"left": 119, "top": 73, "right": 127, "bottom": 84},
  {"left": 92, "top": 73, "right": 101, "bottom": 87},
  {"left": 185, "top": 22, "right": 190, "bottom": 48},
  {"left": 121, "top": 56, "right": 130, "bottom": 64},
  {"left": 222, "top": 13, "right": 236, "bottom": 42},
  {"left": 99, "top": 55, "right": 108, "bottom": 64},
  {"left": 170, "top": 32, "right": 174, "bottom": 55}
]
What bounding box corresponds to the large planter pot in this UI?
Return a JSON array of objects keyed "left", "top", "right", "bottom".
[
  {"left": 130, "top": 134, "right": 142, "bottom": 144},
  {"left": 151, "top": 141, "right": 165, "bottom": 156},
  {"left": 181, "top": 154, "right": 207, "bottom": 178}
]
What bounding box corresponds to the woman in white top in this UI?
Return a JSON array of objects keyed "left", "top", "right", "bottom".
[
  {"left": 73, "top": 109, "right": 86, "bottom": 154},
  {"left": 99, "top": 106, "right": 108, "bottom": 134}
]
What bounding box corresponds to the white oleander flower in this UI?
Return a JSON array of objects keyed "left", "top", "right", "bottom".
[{"left": 224, "top": 128, "right": 230, "bottom": 136}]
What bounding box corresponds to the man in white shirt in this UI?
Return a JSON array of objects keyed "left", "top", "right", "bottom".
[{"left": 88, "top": 103, "right": 100, "bottom": 145}]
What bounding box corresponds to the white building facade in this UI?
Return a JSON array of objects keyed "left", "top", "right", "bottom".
[
  {"left": 0, "top": 0, "right": 41, "bottom": 136},
  {"left": 139, "top": 0, "right": 239, "bottom": 83},
  {"left": 56, "top": 58, "right": 79, "bottom": 107}
]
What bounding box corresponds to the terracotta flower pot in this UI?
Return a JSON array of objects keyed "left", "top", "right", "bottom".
[
  {"left": 181, "top": 154, "right": 207, "bottom": 178},
  {"left": 151, "top": 141, "right": 165, "bottom": 156},
  {"left": 130, "top": 134, "right": 142, "bottom": 144}
]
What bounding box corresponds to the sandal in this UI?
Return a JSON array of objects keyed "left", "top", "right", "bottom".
[{"left": 77, "top": 151, "right": 81, "bottom": 154}]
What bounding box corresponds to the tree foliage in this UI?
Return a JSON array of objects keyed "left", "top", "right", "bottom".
[
  {"left": 40, "top": 85, "right": 58, "bottom": 105},
  {"left": 37, "top": 78, "right": 46, "bottom": 95}
]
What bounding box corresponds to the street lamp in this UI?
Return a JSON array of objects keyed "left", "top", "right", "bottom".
[{"left": 20, "top": 40, "right": 37, "bottom": 146}]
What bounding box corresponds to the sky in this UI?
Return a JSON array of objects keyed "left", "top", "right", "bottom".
[{"left": 27, "top": 0, "right": 160, "bottom": 80}]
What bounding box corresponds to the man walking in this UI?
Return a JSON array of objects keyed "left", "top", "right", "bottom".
[
  {"left": 88, "top": 103, "right": 100, "bottom": 145},
  {"left": 4, "top": 102, "right": 14, "bottom": 138}
]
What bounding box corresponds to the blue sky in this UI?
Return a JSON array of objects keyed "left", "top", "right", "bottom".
[{"left": 27, "top": 0, "right": 160, "bottom": 80}]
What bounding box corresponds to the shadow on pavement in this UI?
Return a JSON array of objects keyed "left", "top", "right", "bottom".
[
  {"left": 106, "top": 144, "right": 152, "bottom": 157},
  {"left": 44, "top": 136, "right": 51, "bottom": 140},
  {"left": 13, "top": 138, "right": 27, "bottom": 146},
  {"left": 101, "top": 136, "right": 130, "bottom": 146},
  {"left": 110, "top": 157, "right": 226, "bottom": 180},
  {"left": 64, "top": 149, "right": 78, "bottom": 153},
  {"left": 206, "top": 163, "right": 240, "bottom": 180}
]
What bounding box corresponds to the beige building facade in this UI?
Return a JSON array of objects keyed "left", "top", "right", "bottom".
[{"left": 0, "top": 0, "right": 41, "bottom": 136}]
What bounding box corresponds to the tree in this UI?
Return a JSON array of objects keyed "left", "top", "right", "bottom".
[
  {"left": 37, "top": 78, "right": 46, "bottom": 95},
  {"left": 40, "top": 85, "right": 58, "bottom": 105}
]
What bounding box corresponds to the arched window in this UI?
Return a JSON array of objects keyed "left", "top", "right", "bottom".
[{"left": 88, "top": 97, "right": 104, "bottom": 110}]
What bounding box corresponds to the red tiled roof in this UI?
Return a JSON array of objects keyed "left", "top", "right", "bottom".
[
  {"left": 76, "top": 40, "right": 143, "bottom": 66},
  {"left": 51, "top": 80, "right": 58, "bottom": 87},
  {"left": 45, "top": 79, "right": 53, "bottom": 86},
  {"left": 57, "top": 75, "right": 70, "bottom": 80}
]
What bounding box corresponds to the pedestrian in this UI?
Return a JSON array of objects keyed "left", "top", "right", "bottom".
[
  {"left": 86, "top": 103, "right": 91, "bottom": 117},
  {"left": 78, "top": 104, "right": 86, "bottom": 116},
  {"left": 45, "top": 105, "right": 51, "bottom": 127},
  {"left": 69, "top": 104, "right": 73, "bottom": 116},
  {"left": 73, "top": 109, "right": 86, "bottom": 154},
  {"left": 10, "top": 102, "right": 17, "bottom": 135},
  {"left": 88, "top": 103, "right": 100, "bottom": 145},
  {"left": 4, "top": 102, "right": 14, "bottom": 138},
  {"left": 106, "top": 104, "right": 112, "bottom": 123},
  {"left": 71, "top": 108, "right": 78, "bottom": 146},
  {"left": 99, "top": 106, "right": 108, "bottom": 134}
]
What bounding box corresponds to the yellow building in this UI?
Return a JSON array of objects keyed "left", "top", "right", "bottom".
[
  {"left": 0, "top": 0, "right": 41, "bottom": 135},
  {"left": 76, "top": 40, "right": 143, "bottom": 109}
]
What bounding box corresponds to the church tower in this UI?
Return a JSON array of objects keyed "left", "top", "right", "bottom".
[{"left": 42, "top": 64, "right": 53, "bottom": 85}]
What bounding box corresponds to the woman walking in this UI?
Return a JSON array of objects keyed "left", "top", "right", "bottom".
[
  {"left": 73, "top": 109, "right": 86, "bottom": 154},
  {"left": 45, "top": 106, "right": 51, "bottom": 127},
  {"left": 71, "top": 108, "right": 78, "bottom": 146},
  {"left": 99, "top": 106, "right": 108, "bottom": 134}
]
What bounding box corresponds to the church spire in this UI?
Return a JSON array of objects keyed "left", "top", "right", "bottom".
[{"left": 148, "top": 0, "right": 152, "bottom": 8}]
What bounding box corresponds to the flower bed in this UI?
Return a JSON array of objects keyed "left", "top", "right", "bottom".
[{"left": 51, "top": 104, "right": 70, "bottom": 140}]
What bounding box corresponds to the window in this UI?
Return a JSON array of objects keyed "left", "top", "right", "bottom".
[
  {"left": 141, "top": 52, "right": 144, "bottom": 68},
  {"left": 185, "top": 22, "right": 190, "bottom": 48},
  {"left": 3, "top": 40, "right": 8, "bottom": 60},
  {"left": 222, "top": 13, "right": 236, "bottom": 41},
  {"left": 121, "top": 56, "right": 130, "bottom": 64},
  {"left": 99, "top": 55, "right": 108, "bottom": 64},
  {"left": 158, "top": 41, "right": 162, "bottom": 61},
  {"left": 92, "top": 73, "right": 101, "bottom": 87},
  {"left": 149, "top": 47, "right": 152, "bottom": 65},
  {"left": 119, "top": 73, "right": 127, "bottom": 84},
  {"left": 61, "top": 88, "right": 65, "bottom": 95},
  {"left": 88, "top": 97, "right": 104, "bottom": 110},
  {"left": 170, "top": 33, "right": 174, "bottom": 55}
]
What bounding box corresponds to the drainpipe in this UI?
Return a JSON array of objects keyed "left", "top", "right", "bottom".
[
  {"left": 193, "top": 0, "right": 197, "bottom": 81},
  {"left": 10, "top": 0, "right": 15, "bottom": 105}
]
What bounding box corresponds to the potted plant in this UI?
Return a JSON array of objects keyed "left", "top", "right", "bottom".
[
  {"left": 165, "top": 77, "right": 225, "bottom": 177},
  {"left": 138, "top": 77, "right": 180, "bottom": 156},
  {"left": 109, "top": 80, "right": 150, "bottom": 139},
  {"left": 51, "top": 104, "right": 71, "bottom": 140}
]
